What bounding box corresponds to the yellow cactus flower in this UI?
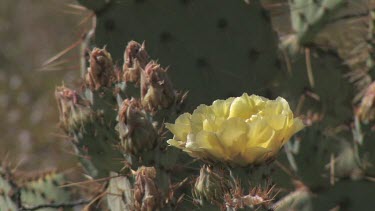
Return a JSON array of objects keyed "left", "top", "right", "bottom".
[{"left": 165, "top": 93, "right": 305, "bottom": 166}]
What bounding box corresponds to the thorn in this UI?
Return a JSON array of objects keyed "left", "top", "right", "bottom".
[
  {"left": 59, "top": 175, "right": 120, "bottom": 188},
  {"left": 78, "top": 13, "right": 95, "bottom": 26},
  {"left": 305, "top": 48, "right": 315, "bottom": 88},
  {"left": 274, "top": 160, "right": 299, "bottom": 180},
  {"left": 330, "top": 153, "right": 335, "bottom": 186},
  {"left": 66, "top": 3, "right": 87, "bottom": 11},
  {"left": 295, "top": 94, "right": 305, "bottom": 117},
  {"left": 281, "top": 48, "right": 292, "bottom": 75},
  {"left": 42, "top": 39, "right": 82, "bottom": 67},
  {"left": 365, "top": 176, "right": 375, "bottom": 182},
  {"left": 83, "top": 190, "right": 107, "bottom": 210}
]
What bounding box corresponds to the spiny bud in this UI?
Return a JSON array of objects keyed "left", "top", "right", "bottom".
[
  {"left": 225, "top": 182, "right": 275, "bottom": 209},
  {"left": 123, "top": 41, "right": 149, "bottom": 84},
  {"left": 117, "top": 98, "right": 157, "bottom": 155},
  {"left": 55, "top": 86, "right": 91, "bottom": 131},
  {"left": 85, "top": 47, "right": 115, "bottom": 90},
  {"left": 141, "top": 61, "right": 175, "bottom": 112},
  {"left": 134, "top": 167, "right": 161, "bottom": 211},
  {"left": 193, "top": 165, "right": 230, "bottom": 205}
]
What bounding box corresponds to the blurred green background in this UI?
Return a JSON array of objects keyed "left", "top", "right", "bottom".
[{"left": 0, "top": 0, "right": 91, "bottom": 171}]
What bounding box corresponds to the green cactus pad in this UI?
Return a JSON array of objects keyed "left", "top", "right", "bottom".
[
  {"left": 288, "top": 0, "right": 346, "bottom": 46},
  {"left": 77, "top": 0, "right": 281, "bottom": 110},
  {"left": 20, "top": 172, "right": 71, "bottom": 210}
]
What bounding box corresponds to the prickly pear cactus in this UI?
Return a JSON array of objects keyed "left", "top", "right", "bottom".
[
  {"left": 55, "top": 40, "right": 187, "bottom": 210},
  {"left": 0, "top": 164, "right": 72, "bottom": 211},
  {"left": 46, "top": 0, "right": 375, "bottom": 210}
]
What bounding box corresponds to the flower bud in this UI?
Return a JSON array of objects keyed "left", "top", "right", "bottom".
[
  {"left": 55, "top": 86, "right": 91, "bottom": 131},
  {"left": 141, "top": 61, "right": 175, "bottom": 112},
  {"left": 225, "top": 184, "right": 275, "bottom": 209},
  {"left": 123, "top": 41, "right": 149, "bottom": 84},
  {"left": 134, "top": 167, "right": 161, "bottom": 211},
  {"left": 117, "top": 98, "right": 157, "bottom": 154},
  {"left": 193, "top": 165, "right": 230, "bottom": 205},
  {"left": 85, "top": 48, "right": 115, "bottom": 90}
]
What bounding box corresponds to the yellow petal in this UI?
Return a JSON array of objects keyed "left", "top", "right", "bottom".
[
  {"left": 263, "top": 97, "right": 290, "bottom": 116},
  {"left": 229, "top": 93, "right": 255, "bottom": 119},
  {"left": 175, "top": 113, "right": 192, "bottom": 124},
  {"left": 247, "top": 118, "right": 275, "bottom": 148},
  {"left": 211, "top": 98, "right": 234, "bottom": 118},
  {"left": 241, "top": 147, "right": 271, "bottom": 164},
  {"left": 185, "top": 134, "right": 202, "bottom": 152},
  {"left": 195, "top": 131, "right": 226, "bottom": 160},
  {"left": 248, "top": 94, "right": 267, "bottom": 106},
  {"left": 203, "top": 118, "right": 217, "bottom": 132},
  {"left": 218, "top": 118, "right": 249, "bottom": 150},
  {"left": 191, "top": 105, "right": 212, "bottom": 133},
  {"left": 167, "top": 139, "right": 185, "bottom": 149},
  {"left": 291, "top": 117, "right": 305, "bottom": 133},
  {"left": 283, "top": 117, "right": 305, "bottom": 144},
  {"left": 264, "top": 114, "right": 287, "bottom": 130},
  {"left": 165, "top": 113, "right": 191, "bottom": 142}
]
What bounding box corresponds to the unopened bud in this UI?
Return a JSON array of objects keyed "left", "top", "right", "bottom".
[
  {"left": 225, "top": 184, "right": 275, "bottom": 209},
  {"left": 85, "top": 48, "right": 115, "bottom": 90},
  {"left": 193, "top": 165, "right": 230, "bottom": 205},
  {"left": 117, "top": 98, "right": 157, "bottom": 154},
  {"left": 141, "top": 61, "right": 175, "bottom": 112},
  {"left": 55, "top": 86, "right": 91, "bottom": 131},
  {"left": 134, "top": 167, "right": 161, "bottom": 211},
  {"left": 123, "top": 41, "right": 149, "bottom": 84}
]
